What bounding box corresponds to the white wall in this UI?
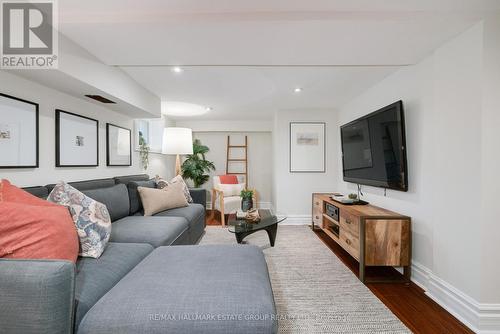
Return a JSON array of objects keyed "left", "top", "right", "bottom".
[
  {"left": 0, "top": 71, "right": 174, "bottom": 187},
  {"left": 190, "top": 132, "right": 273, "bottom": 208},
  {"left": 480, "top": 14, "right": 500, "bottom": 306},
  {"left": 175, "top": 120, "right": 273, "bottom": 132},
  {"left": 273, "top": 109, "right": 338, "bottom": 221},
  {"left": 336, "top": 22, "right": 500, "bottom": 332}
]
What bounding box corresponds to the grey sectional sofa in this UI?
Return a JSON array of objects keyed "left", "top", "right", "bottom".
[{"left": 0, "top": 174, "right": 277, "bottom": 334}]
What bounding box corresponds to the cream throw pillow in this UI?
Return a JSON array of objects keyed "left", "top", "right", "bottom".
[
  {"left": 137, "top": 183, "right": 188, "bottom": 216},
  {"left": 169, "top": 175, "right": 193, "bottom": 203},
  {"left": 154, "top": 175, "right": 193, "bottom": 203}
]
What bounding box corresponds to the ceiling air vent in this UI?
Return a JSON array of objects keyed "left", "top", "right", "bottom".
[{"left": 85, "top": 95, "right": 116, "bottom": 104}]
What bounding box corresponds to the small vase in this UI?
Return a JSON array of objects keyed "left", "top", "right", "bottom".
[{"left": 241, "top": 198, "right": 253, "bottom": 212}]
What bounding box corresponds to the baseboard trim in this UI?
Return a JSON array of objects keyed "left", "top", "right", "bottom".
[
  {"left": 278, "top": 214, "right": 311, "bottom": 225},
  {"left": 412, "top": 261, "right": 500, "bottom": 333}
]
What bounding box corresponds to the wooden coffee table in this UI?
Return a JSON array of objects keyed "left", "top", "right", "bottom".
[{"left": 227, "top": 209, "right": 286, "bottom": 246}]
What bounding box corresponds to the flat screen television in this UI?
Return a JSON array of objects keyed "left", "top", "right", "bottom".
[{"left": 340, "top": 101, "right": 408, "bottom": 191}]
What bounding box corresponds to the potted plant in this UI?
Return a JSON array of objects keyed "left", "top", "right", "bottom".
[
  {"left": 181, "top": 139, "right": 216, "bottom": 188},
  {"left": 240, "top": 189, "right": 254, "bottom": 212}
]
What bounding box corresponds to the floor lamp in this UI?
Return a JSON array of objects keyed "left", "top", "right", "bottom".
[{"left": 162, "top": 127, "right": 193, "bottom": 176}]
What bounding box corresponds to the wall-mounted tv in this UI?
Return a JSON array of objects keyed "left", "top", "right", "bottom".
[{"left": 340, "top": 101, "right": 408, "bottom": 191}]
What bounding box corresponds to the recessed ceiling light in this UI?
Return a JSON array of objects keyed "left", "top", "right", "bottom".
[
  {"left": 172, "top": 66, "right": 183, "bottom": 73},
  {"left": 205, "top": 107, "right": 212, "bottom": 112},
  {"left": 294, "top": 87, "right": 302, "bottom": 93}
]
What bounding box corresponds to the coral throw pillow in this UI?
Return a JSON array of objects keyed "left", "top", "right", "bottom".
[
  {"left": 48, "top": 182, "right": 111, "bottom": 258},
  {"left": 0, "top": 181, "right": 78, "bottom": 263},
  {"left": 219, "top": 175, "right": 239, "bottom": 184},
  {"left": 1, "top": 179, "right": 57, "bottom": 206}
]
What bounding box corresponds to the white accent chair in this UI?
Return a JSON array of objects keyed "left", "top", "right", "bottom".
[{"left": 211, "top": 175, "right": 257, "bottom": 227}]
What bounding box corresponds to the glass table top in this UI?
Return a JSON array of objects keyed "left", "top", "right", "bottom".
[{"left": 227, "top": 209, "right": 287, "bottom": 233}]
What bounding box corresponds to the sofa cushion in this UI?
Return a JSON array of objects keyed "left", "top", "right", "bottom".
[
  {"left": 114, "top": 174, "right": 149, "bottom": 185},
  {"left": 110, "top": 216, "right": 189, "bottom": 247},
  {"left": 20, "top": 186, "right": 49, "bottom": 199},
  {"left": 82, "top": 184, "right": 129, "bottom": 222},
  {"left": 153, "top": 203, "right": 204, "bottom": 227},
  {"left": 74, "top": 242, "right": 153, "bottom": 328},
  {"left": 126, "top": 180, "right": 156, "bottom": 215},
  {"left": 188, "top": 188, "right": 207, "bottom": 208},
  {"left": 78, "top": 245, "right": 277, "bottom": 334},
  {"left": 154, "top": 204, "right": 205, "bottom": 243},
  {"left": 46, "top": 178, "right": 115, "bottom": 194}
]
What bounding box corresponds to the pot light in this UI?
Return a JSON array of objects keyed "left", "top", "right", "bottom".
[
  {"left": 205, "top": 107, "right": 212, "bottom": 112},
  {"left": 294, "top": 87, "right": 302, "bottom": 93},
  {"left": 172, "top": 66, "right": 183, "bottom": 73}
]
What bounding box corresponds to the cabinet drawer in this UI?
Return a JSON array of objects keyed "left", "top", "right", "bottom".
[
  {"left": 312, "top": 208, "right": 322, "bottom": 225},
  {"left": 312, "top": 196, "right": 323, "bottom": 225},
  {"left": 339, "top": 229, "right": 360, "bottom": 260},
  {"left": 340, "top": 212, "right": 360, "bottom": 237}
]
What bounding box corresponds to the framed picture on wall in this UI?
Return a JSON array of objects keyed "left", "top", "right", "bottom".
[
  {"left": 134, "top": 119, "right": 164, "bottom": 153},
  {"left": 56, "top": 110, "right": 99, "bottom": 167},
  {"left": 106, "top": 123, "right": 132, "bottom": 166},
  {"left": 290, "top": 122, "right": 326, "bottom": 173},
  {"left": 0, "top": 93, "right": 39, "bottom": 168}
]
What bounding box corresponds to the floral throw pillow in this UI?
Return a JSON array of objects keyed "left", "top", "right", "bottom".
[
  {"left": 155, "top": 175, "right": 193, "bottom": 203},
  {"left": 154, "top": 175, "right": 169, "bottom": 190},
  {"left": 47, "top": 182, "right": 111, "bottom": 258}
]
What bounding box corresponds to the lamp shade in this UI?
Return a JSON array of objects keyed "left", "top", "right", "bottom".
[{"left": 162, "top": 127, "right": 193, "bottom": 155}]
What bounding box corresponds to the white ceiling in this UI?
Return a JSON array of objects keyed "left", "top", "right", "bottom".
[
  {"left": 57, "top": 0, "right": 500, "bottom": 120},
  {"left": 124, "top": 66, "right": 397, "bottom": 120}
]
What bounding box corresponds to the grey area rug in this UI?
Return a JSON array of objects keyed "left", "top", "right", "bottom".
[{"left": 200, "top": 225, "right": 411, "bottom": 334}]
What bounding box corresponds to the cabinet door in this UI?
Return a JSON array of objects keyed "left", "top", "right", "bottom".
[
  {"left": 364, "top": 219, "right": 410, "bottom": 266},
  {"left": 312, "top": 195, "right": 323, "bottom": 225}
]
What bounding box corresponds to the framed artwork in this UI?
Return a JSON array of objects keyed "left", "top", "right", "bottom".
[
  {"left": 106, "top": 123, "right": 132, "bottom": 166},
  {"left": 290, "top": 122, "right": 326, "bottom": 173},
  {"left": 134, "top": 119, "right": 164, "bottom": 153},
  {"left": 0, "top": 93, "right": 39, "bottom": 168},
  {"left": 56, "top": 110, "right": 99, "bottom": 167}
]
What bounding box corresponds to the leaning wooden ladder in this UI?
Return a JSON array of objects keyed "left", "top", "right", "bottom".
[
  {"left": 213, "top": 135, "right": 257, "bottom": 226},
  {"left": 226, "top": 135, "right": 248, "bottom": 187}
]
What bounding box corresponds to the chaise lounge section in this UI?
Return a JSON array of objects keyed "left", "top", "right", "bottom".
[{"left": 78, "top": 245, "right": 277, "bottom": 334}]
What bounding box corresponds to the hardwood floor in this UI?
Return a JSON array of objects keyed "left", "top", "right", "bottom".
[
  {"left": 313, "top": 229, "right": 474, "bottom": 334},
  {"left": 206, "top": 211, "right": 474, "bottom": 334}
]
